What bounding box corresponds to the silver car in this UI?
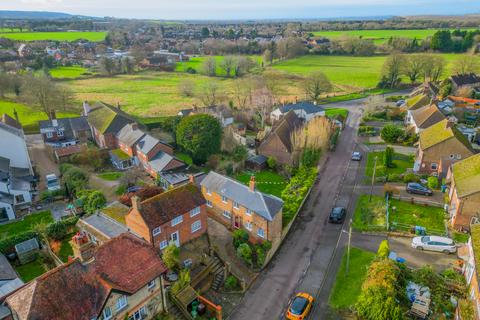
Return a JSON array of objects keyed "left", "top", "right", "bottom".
[{"left": 411, "top": 236, "right": 456, "bottom": 254}]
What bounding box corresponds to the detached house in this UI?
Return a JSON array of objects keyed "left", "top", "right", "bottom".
[
  {"left": 86, "top": 102, "right": 135, "bottom": 149},
  {"left": 125, "top": 183, "right": 207, "bottom": 250},
  {"left": 4, "top": 233, "right": 168, "bottom": 320},
  {"left": 136, "top": 134, "right": 184, "bottom": 178},
  {"left": 270, "top": 101, "right": 325, "bottom": 122},
  {"left": 450, "top": 73, "right": 480, "bottom": 92},
  {"left": 200, "top": 171, "right": 283, "bottom": 244},
  {"left": 111, "top": 123, "right": 146, "bottom": 170},
  {"left": 415, "top": 119, "right": 474, "bottom": 177},
  {"left": 447, "top": 154, "right": 480, "bottom": 229},
  {"left": 258, "top": 110, "right": 303, "bottom": 166},
  {"left": 39, "top": 115, "right": 91, "bottom": 148},
  {"left": 405, "top": 103, "right": 446, "bottom": 134}
]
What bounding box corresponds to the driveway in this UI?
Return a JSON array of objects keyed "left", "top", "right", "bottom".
[{"left": 25, "top": 134, "right": 59, "bottom": 192}]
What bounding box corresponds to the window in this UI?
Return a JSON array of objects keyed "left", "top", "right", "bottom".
[
  {"left": 116, "top": 295, "right": 127, "bottom": 311},
  {"left": 102, "top": 307, "right": 112, "bottom": 320},
  {"left": 449, "top": 154, "right": 455, "bottom": 159},
  {"left": 152, "top": 227, "right": 161, "bottom": 236},
  {"left": 57, "top": 130, "right": 64, "bottom": 137},
  {"left": 160, "top": 240, "right": 168, "bottom": 250},
  {"left": 221, "top": 195, "right": 228, "bottom": 203},
  {"left": 171, "top": 216, "right": 183, "bottom": 226},
  {"left": 246, "top": 208, "right": 252, "bottom": 216},
  {"left": 223, "top": 210, "right": 231, "bottom": 219},
  {"left": 456, "top": 154, "right": 462, "bottom": 160},
  {"left": 15, "top": 194, "right": 25, "bottom": 203},
  {"left": 190, "top": 206, "right": 200, "bottom": 217},
  {"left": 147, "top": 279, "right": 156, "bottom": 289},
  {"left": 233, "top": 201, "right": 239, "bottom": 209},
  {"left": 206, "top": 200, "right": 213, "bottom": 208},
  {"left": 257, "top": 228, "right": 265, "bottom": 238},
  {"left": 128, "top": 307, "right": 147, "bottom": 320},
  {"left": 245, "top": 221, "right": 252, "bottom": 231},
  {"left": 46, "top": 132, "right": 53, "bottom": 138},
  {"left": 191, "top": 220, "right": 201, "bottom": 233},
  {"left": 89, "top": 233, "right": 97, "bottom": 244},
  {"left": 431, "top": 163, "right": 438, "bottom": 170}
]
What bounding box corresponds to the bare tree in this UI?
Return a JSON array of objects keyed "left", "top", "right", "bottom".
[
  {"left": 382, "top": 53, "right": 404, "bottom": 88},
  {"left": 98, "top": 57, "right": 116, "bottom": 76},
  {"left": 178, "top": 79, "right": 195, "bottom": 97},
  {"left": 402, "top": 54, "right": 424, "bottom": 84},
  {"left": 120, "top": 167, "right": 145, "bottom": 187},
  {"left": 290, "top": 116, "right": 332, "bottom": 166},
  {"left": 263, "top": 49, "right": 273, "bottom": 65},
  {"left": 453, "top": 54, "right": 479, "bottom": 75},
  {"left": 421, "top": 54, "right": 446, "bottom": 82},
  {"left": 21, "top": 75, "right": 61, "bottom": 119},
  {"left": 57, "top": 85, "right": 74, "bottom": 112},
  {"left": 232, "top": 78, "right": 252, "bottom": 109},
  {"left": 201, "top": 57, "right": 217, "bottom": 77},
  {"left": 197, "top": 81, "right": 222, "bottom": 107},
  {"left": 221, "top": 126, "right": 239, "bottom": 153},
  {"left": 251, "top": 86, "right": 274, "bottom": 128},
  {"left": 220, "top": 56, "right": 235, "bottom": 77},
  {"left": 304, "top": 71, "right": 332, "bottom": 103}
]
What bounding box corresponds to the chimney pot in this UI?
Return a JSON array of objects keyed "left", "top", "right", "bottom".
[
  {"left": 249, "top": 176, "right": 255, "bottom": 192},
  {"left": 189, "top": 174, "right": 195, "bottom": 184}
]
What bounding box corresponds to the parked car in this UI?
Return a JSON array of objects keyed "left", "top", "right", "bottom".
[
  {"left": 351, "top": 152, "right": 362, "bottom": 161},
  {"left": 329, "top": 207, "right": 346, "bottom": 224},
  {"left": 406, "top": 183, "right": 433, "bottom": 196},
  {"left": 396, "top": 99, "right": 405, "bottom": 107},
  {"left": 286, "top": 292, "right": 314, "bottom": 320},
  {"left": 46, "top": 174, "right": 60, "bottom": 191},
  {"left": 411, "top": 236, "right": 457, "bottom": 254}
]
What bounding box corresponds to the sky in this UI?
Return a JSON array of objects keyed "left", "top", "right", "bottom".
[{"left": 2, "top": 0, "right": 480, "bottom": 20}]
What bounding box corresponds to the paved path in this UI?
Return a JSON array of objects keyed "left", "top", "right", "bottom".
[{"left": 25, "top": 134, "right": 59, "bottom": 192}]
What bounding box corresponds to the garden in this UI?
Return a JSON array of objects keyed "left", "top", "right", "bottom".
[
  {"left": 365, "top": 149, "right": 414, "bottom": 181},
  {"left": 234, "top": 170, "right": 287, "bottom": 198},
  {"left": 232, "top": 229, "right": 272, "bottom": 270}
]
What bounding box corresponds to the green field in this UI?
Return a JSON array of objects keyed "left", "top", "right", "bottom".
[
  {"left": 0, "top": 31, "right": 107, "bottom": 42},
  {"left": 312, "top": 29, "right": 477, "bottom": 44},
  {"left": 0, "top": 100, "right": 78, "bottom": 133},
  {"left": 175, "top": 55, "right": 263, "bottom": 76},
  {"left": 50, "top": 66, "right": 91, "bottom": 79}
]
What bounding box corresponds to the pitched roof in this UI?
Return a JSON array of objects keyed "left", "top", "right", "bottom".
[
  {"left": 148, "top": 152, "right": 185, "bottom": 173},
  {"left": 116, "top": 124, "right": 145, "bottom": 147},
  {"left": 137, "top": 134, "right": 160, "bottom": 155},
  {"left": 54, "top": 144, "right": 85, "bottom": 158},
  {"left": 79, "top": 213, "right": 129, "bottom": 239},
  {"left": 419, "top": 119, "right": 473, "bottom": 151},
  {"left": 451, "top": 73, "right": 480, "bottom": 87},
  {"left": 5, "top": 233, "right": 167, "bottom": 320},
  {"left": 406, "top": 94, "right": 430, "bottom": 110},
  {"left": 452, "top": 154, "right": 480, "bottom": 198},
  {"left": 278, "top": 101, "right": 325, "bottom": 114},
  {"left": 87, "top": 102, "right": 135, "bottom": 135},
  {"left": 0, "top": 254, "right": 17, "bottom": 281},
  {"left": 39, "top": 117, "right": 89, "bottom": 140},
  {"left": 135, "top": 183, "right": 205, "bottom": 229},
  {"left": 261, "top": 110, "right": 302, "bottom": 153},
  {"left": 410, "top": 104, "right": 446, "bottom": 129},
  {"left": 200, "top": 171, "right": 283, "bottom": 221}
]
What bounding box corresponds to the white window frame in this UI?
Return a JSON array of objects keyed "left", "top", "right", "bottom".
[
  {"left": 116, "top": 295, "right": 127, "bottom": 311},
  {"left": 160, "top": 240, "right": 168, "bottom": 250},
  {"left": 221, "top": 195, "right": 228, "bottom": 203},
  {"left": 223, "top": 210, "right": 231, "bottom": 219},
  {"left": 190, "top": 206, "right": 200, "bottom": 217},
  {"left": 152, "top": 227, "right": 161, "bottom": 236},
  {"left": 46, "top": 132, "right": 53, "bottom": 138},
  {"left": 233, "top": 201, "right": 239, "bottom": 209},
  {"left": 147, "top": 279, "right": 156, "bottom": 289},
  {"left": 206, "top": 200, "right": 213, "bottom": 208},
  {"left": 246, "top": 208, "right": 252, "bottom": 216},
  {"left": 245, "top": 221, "right": 252, "bottom": 231},
  {"left": 257, "top": 228, "right": 265, "bottom": 239},
  {"left": 431, "top": 163, "right": 438, "bottom": 170},
  {"left": 102, "top": 306, "right": 112, "bottom": 320},
  {"left": 171, "top": 216, "right": 183, "bottom": 226},
  {"left": 57, "top": 130, "right": 64, "bottom": 137},
  {"left": 191, "top": 220, "right": 201, "bottom": 233}
]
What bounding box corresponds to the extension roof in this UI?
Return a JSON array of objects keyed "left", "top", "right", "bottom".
[
  {"left": 410, "top": 104, "right": 446, "bottom": 129},
  {"left": 87, "top": 102, "right": 135, "bottom": 135},
  {"left": 452, "top": 154, "right": 480, "bottom": 198},
  {"left": 419, "top": 119, "right": 472, "bottom": 151}
]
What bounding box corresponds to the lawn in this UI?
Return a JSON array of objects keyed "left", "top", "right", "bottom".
[
  {"left": 365, "top": 151, "right": 414, "bottom": 177},
  {"left": 353, "top": 195, "right": 446, "bottom": 233},
  {"left": 0, "top": 100, "right": 78, "bottom": 133},
  {"left": 325, "top": 108, "right": 349, "bottom": 119},
  {"left": 175, "top": 55, "right": 263, "bottom": 76},
  {"left": 234, "top": 170, "right": 287, "bottom": 197},
  {"left": 312, "top": 29, "right": 477, "bottom": 44},
  {"left": 57, "top": 237, "right": 74, "bottom": 263},
  {"left": 14, "top": 258, "right": 47, "bottom": 282},
  {"left": 175, "top": 152, "right": 193, "bottom": 166},
  {"left": 98, "top": 171, "right": 123, "bottom": 181},
  {"left": 329, "top": 247, "right": 376, "bottom": 310},
  {"left": 50, "top": 66, "right": 91, "bottom": 79},
  {"left": 0, "top": 211, "right": 53, "bottom": 238},
  {"left": 0, "top": 31, "right": 107, "bottom": 42}
]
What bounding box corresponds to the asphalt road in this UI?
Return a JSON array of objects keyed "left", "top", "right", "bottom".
[{"left": 230, "top": 102, "right": 364, "bottom": 320}]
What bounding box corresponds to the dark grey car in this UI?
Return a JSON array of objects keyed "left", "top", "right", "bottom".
[
  {"left": 406, "top": 183, "right": 433, "bottom": 196},
  {"left": 329, "top": 207, "right": 346, "bottom": 224}
]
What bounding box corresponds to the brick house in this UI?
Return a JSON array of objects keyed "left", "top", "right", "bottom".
[
  {"left": 450, "top": 73, "right": 480, "bottom": 92},
  {"left": 86, "top": 102, "right": 135, "bottom": 149},
  {"left": 270, "top": 101, "right": 325, "bottom": 122},
  {"left": 39, "top": 115, "right": 91, "bottom": 148},
  {"left": 414, "top": 119, "right": 474, "bottom": 177},
  {"left": 4, "top": 233, "right": 168, "bottom": 320},
  {"left": 405, "top": 103, "right": 445, "bottom": 134},
  {"left": 116, "top": 123, "right": 146, "bottom": 158},
  {"left": 200, "top": 171, "right": 283, "bottom": 244},
  {"left": 136, "top": 134, "right": 184, "bottom": 178},
  {"left": 125, "top": 183, "right": 207, "bottom": 250},
  {"left": 258, "top": 110, "right": 303, "bottom": 166},
  {"left": 447, "top": 154, "right": 480, "bottom": 230}
]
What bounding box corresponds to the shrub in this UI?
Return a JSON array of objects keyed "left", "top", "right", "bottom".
[
  {"left": 267, "top": 157, "right": 276, "bottom": 170},
  {"left": 427, "top": 176, "right": 439, "bottom": 189},
  {"left": 62, "top": 166, "right": 88, "bottom": 195},
  {"left": 115, "top": 184, "right": 127, "bottom": 195},
  {"left": 232, "top": 145, "right": 248, "bottom": 162},
  {"left": 232, "top": 229, "right": 249, "bottom": 249},
  {"left": 383, "top": 147, "right": 394, "bottom": 168},
  {"left": 261, "top": 241, "right": 272, "bottom": 252},
  {"left": 236, "top": 243, "right": 252, "bottom": 266},
  {"left": 69, "top": 148, "right": 110, "bottom": 172},
  {"left": 0, "top": 231, "right": 38, "bottom": 254},
  {"left": 224, "top": 275, "right": 239, "bottom": 291},
  {"left": 377, "top": 240, "right": 390, "bottom": 258},
  {"left": 403, "top": 173, "right": 419, "bottom": 183},
  {"left": 256, "top": 247, "right": 266, "bottom": 266},
  {"left": 301, "top": 148, "right": 321, "bottom": 168},
  {"left": 386, "top": 173, "right": 401, "bottom": 182},
  {"left": 380, "top": 125, "right": 404, "bottom": 143},
  {"left": 59, "top": 163, "right": 74, "bottom": 175},
  {"left": 46, "top": 216, "right": 79, "bottom": 240},
  {"left": 77, "top": 189, "right": 106, "bottom": 214},
  {"left": 170, "top": 269, "right": 190, "bottom": 295},
  {"left": 162, "top": 243, "right": 180, "bottom": 270}
]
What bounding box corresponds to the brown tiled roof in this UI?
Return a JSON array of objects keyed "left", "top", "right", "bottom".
[
  {"left": 136, "top": 183, "right": 205, "bottom": 229},
  {"left": 262, "top": 110, "right": 302, "bottom": 153},
  {"left": 5, "top": 233, "right": 167, "bottom": 320},
  {"left": 54, "top": 144, "right": 85, "bottom": 158},
  {"left": 410, "top": 104, "right": 445, "bottom": 129}
]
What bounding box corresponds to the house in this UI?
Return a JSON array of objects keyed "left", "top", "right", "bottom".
[
  {"left": 457, "top": 224, "right": 480, "bottom": 319},
  {"left": 405, "top": 103, "right": 446, "bottom": 134},
  {"left": 415, "top": 119, "right": 475, "bottom": 177},
  {"left": 0, "top": 122, "right": 34, "bottom": 220},
  {"left": 110, "top": 123, "right": 146, "bottom": 170},
  {"left": 0, "top": 254, "right": 23, "bottom": 299},
  {"left": 450, "top": 73, "right": 480, "bottom": 92},
  {"left": 158, "top": 171, "right": 206, "bottom": 190},
  {"left": 125, "top": 183, "right": 207, "bottom": 250},
  {"left": 404, "top": 94, "right": 430, "bottom": 111},
  {"left": 258, "top": 110, "right": 303, "bottom": 166},
  {"left": 410, "top": 82, "right": 440, "bottom": 99},
  {"left": 39, "top": 115, "right": 91, "bottom": 147},
  {"left": 4, "top": 233, "right": 168, "bottom": 320},
  {"left": 270, "top": 101, "right": 325, "bottom": 122},
  {"left": 86, "top": 102, "right": 135, "bottom": 149},
  {"left": 447, "top": 154, "right": 480, "bottom": 230},
  {"left": 200, "top": 171, "right": 283, "bottom": 244},
  {"left": 192, "top": 106, "right": 234, "bottom": 127},
  {"left": 136, "top": 134, "right": 184, "bottom": 178}
]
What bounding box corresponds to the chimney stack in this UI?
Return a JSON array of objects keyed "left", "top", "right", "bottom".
[
  {"left": 131, "top": 195, "right": 141, "bottom": 211},
  {"left": 249, "top": 176, "right": 255, "bottom": 192},
  {"left": 189, "top": 174, "right": 195, "bottom": 184},
  {"left": 13, "top": 109, "right": 19, "bottom": 124}
]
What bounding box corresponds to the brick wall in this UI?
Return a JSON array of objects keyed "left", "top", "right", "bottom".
[
  {"left": 125, "top": 207, "right": 152, "bottom": 243},
  {"left": 118, "top": 141, "right": 135, "bottom": 157},
  {"left": 147, "top": 142, "right": 174, "bottom": 160}
]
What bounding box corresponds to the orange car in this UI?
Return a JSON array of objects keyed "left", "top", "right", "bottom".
[{"left": 285, "top": 292, "right": 314, "bottom": 320}]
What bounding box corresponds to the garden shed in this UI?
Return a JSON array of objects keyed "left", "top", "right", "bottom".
[{"left": 15, "top": 238, "right": 40, "bottom": 265}]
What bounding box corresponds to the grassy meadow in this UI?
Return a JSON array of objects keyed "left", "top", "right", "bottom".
[
  {"left": 50, "top": 66, "right": 91, "bottom": 79},
  {"left": 175, "top": 55, "right": 263, "bottom": 76},
  {"left": 0, "top": 31, "right": 107, "bottom": 42}
]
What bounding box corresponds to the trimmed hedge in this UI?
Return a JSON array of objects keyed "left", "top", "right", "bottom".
[
  {"left": 0, "top": 231, "right": 38, "bottom": 254},
  {"left": 46, "top": 216, "right": 79, "bottom": 241}
]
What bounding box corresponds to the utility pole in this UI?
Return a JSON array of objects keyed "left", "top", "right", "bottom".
[
  {"left": 369, "top": 156, "right": 378, "bottom": 202},
  {"left": 346, "top": 219, "right": 353, "bottom": 275}
]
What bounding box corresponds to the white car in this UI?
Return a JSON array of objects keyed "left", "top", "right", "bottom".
[
  {"left": 411, "top": 236, "right": 456, "bottom": 254},
  {"left": 46, "top": 174, "right": 61, "bottom": 191}
]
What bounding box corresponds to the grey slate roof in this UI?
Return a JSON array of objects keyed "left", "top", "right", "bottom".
[
  {"left": 0, "top": 254, "right": 17, "bottom": 281},
  {"left": 39, "top": 117, "right": 89, "bottom": 140},
  {"left": 80, "top": 213, "right": 129, "bottom": 239},
  {"left": 116, "top": 124, "right": 146, "bottom": 147},
  {"left": 148, "top": 152, "right": 184, "bottom": 173},
  {"left": 200, "top": 171, "right": 283, "bottom": 221},
  {"left": 160, "top": 171, "right": 206, "bottom": 187},
  {"left": 279, "top": 101, "right": 325, "bottom": 114},
  {"left": 0, "top": 156, "right": 10, "bottom": 177},
  {"left": 451, "top": 73, "right": 480, "bottom": 87},
  {"left": 137, "top": 134, "right": 159, "bottom": 155}
]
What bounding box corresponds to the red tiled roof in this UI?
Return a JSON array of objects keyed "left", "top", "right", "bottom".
[
  {"left": 5, "top": 233, "right": 167, "bottom": 320},
  {"left": 54, "top": 144, "right": 85, "bottom": 158}
]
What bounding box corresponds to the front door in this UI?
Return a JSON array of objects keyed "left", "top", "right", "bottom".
[
  {"left": 234, "top": 216, "right": 241, "bottom": 229},
  {"left": 170, "top": 231, "right": 180, "bottom": 247}
]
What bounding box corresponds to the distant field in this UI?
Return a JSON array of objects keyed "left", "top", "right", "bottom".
[
  {"left": 175, "top": 55, "right": 263, "bottom": 76},
  {"left": 0, "top": 31, "right": 107, "bottom": 42},
  {"left": 311, "top": 29, "right": 477, "bottom": 44},
  {"left": 50, "top": 66, "right": 91, "bottom": 79},
  {"left": 0, "top": 100, "right": 77, "bottom": 133},
  {"left": 272, "top": 54, "right": 480, "bottom": 90}
]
